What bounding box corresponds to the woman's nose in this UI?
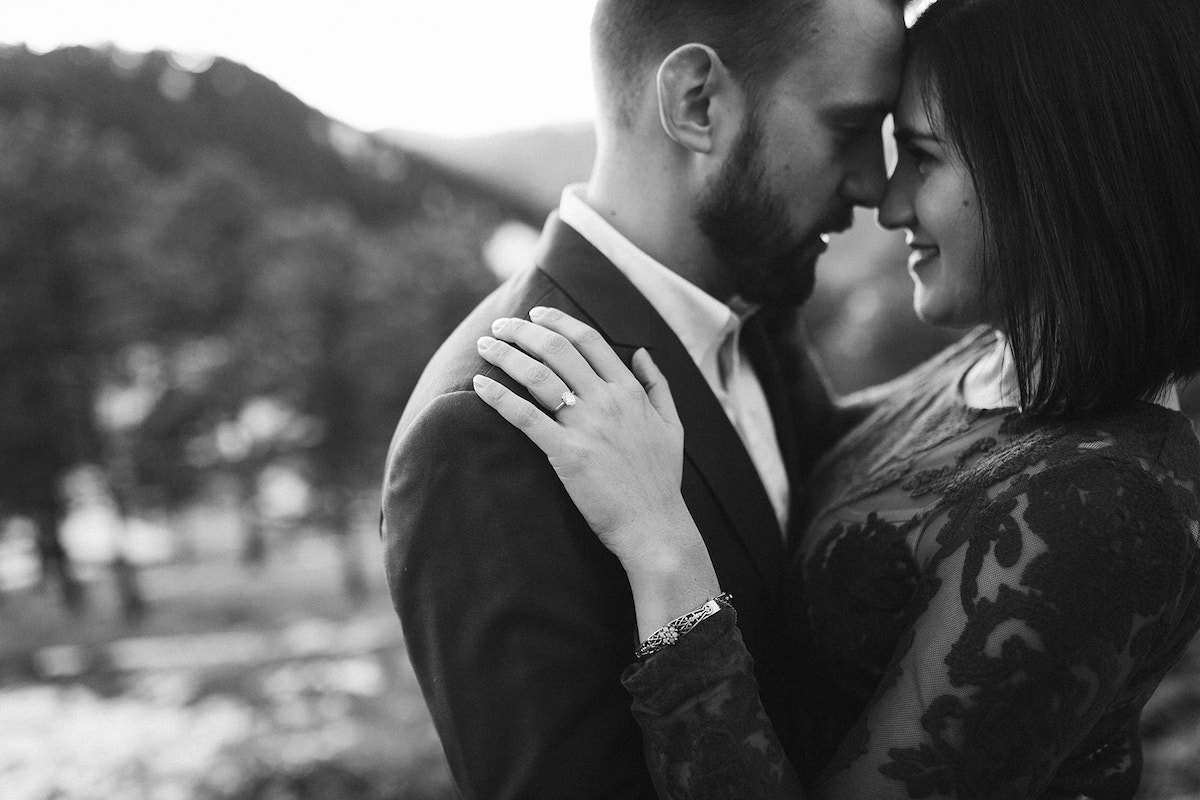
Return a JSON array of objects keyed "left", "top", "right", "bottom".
[{"left": 877, "top": 166, "right": 915, "bottom": 231}]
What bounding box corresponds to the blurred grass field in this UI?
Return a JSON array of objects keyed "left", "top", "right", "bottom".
[
  {"left": 0, "top": 528, "right": 454, "bottom": 800},
  {"left": 1, "top": 514, "right": 1199, "bottom": 799}
]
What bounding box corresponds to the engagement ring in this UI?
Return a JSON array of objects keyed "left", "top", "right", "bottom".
[{"left": 552, "top": 389, "right": 578, "bottom": 414}]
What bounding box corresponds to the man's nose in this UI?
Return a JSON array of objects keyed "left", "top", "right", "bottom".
[
  {"left": 842, "top": 140, "right": 889, "bottom": 209},
  {"left": 877, "top": 167, "right": 914, "bottom": 230}
]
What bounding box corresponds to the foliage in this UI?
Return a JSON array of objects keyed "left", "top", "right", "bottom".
[
  {"left": 0, "top": 46, "right": 528, "bottom": 557},
  {"left": 0, "top": 45, "right": 542, "bottom": 226},
  {"left": 0, "top": 111, "right": 145, "bottom": 515}
]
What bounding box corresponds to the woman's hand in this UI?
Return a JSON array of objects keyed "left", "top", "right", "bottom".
[
  {"left": 472, "top": 306, "right": 687, "bottom": 558},
  {"left": 472, "top": 307, "right": 721, "bottom": 633}
]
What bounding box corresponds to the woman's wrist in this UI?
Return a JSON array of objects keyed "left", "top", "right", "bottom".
[
  {"left": 633, "top": 592, "right": 732, "bottom": 659},
  {"left": 618, "top": 506, "right": 722, "bottom": 641}
]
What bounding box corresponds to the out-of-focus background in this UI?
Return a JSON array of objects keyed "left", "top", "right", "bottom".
[{"left": 1, "top": 3, "right": 1198, "bottom": 799}]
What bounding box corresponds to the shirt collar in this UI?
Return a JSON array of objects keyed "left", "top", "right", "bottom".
[{"left": 557, "top": 183, "right": 753, "bottom": 368}]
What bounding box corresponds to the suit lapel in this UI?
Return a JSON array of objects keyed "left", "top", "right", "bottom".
[{"left": 532, "top": 215, "right": 785, "bottom": 590}]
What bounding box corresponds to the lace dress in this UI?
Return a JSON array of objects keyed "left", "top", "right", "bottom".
[{"left": 622, "top": 328, "right": 1200, "bottom": 799}]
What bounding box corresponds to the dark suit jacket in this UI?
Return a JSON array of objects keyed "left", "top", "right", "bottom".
[{"left": 382, "top": 215, "right": 839, "bottom": 799}]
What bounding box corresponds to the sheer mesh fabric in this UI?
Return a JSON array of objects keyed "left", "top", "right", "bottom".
[{"left": 623, "top": 328, "right": 1200, "bottom": 799}]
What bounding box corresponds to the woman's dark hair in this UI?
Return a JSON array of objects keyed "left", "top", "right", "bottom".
[{"left": 910, "top": 0, "right": 1200, "bottom": 416}]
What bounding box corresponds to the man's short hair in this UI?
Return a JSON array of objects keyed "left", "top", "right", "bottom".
[{"left": 590, "top": 0, "right": 822, "bottom": 127}]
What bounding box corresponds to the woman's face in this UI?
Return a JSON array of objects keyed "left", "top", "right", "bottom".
[{"left": 878, "top": 65, "right": 995, "bottom": 329}]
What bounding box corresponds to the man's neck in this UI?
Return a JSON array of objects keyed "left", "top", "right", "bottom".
[{"left": 585, "top": 155, "right": 730, "bottom": 301}]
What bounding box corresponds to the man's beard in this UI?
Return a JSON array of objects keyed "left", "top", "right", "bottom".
[{"left": 694, "top": 111, "right": 824, "bottom": 310}]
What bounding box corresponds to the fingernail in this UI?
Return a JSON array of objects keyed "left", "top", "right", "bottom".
[
  {"left": 477, "top": 336, "right": 495, "bottom": 351},
  {"left": 472, "top": 374, "right": 489, "bottom": 391},
  {"left": 491, "top": 318, "right": 507, "bottom": 334},
  {"left": 529, "top": 306, "right": 547, "bottom": 320}
]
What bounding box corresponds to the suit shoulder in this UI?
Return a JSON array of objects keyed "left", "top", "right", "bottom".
[
  {"left": 387, "top": 388, "right": 523, "bottom": 468},
  {"left": 395, "top": 269, "right": 566, "bottom": 423}
]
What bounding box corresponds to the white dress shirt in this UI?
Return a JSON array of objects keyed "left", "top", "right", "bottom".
[{"left": 557, "top": 184, "right": 790, "bottom": 534}]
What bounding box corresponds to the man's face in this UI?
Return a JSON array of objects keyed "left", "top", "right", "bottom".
[{"left": 696, "top": 0, "right": 905, "bottom": 309}]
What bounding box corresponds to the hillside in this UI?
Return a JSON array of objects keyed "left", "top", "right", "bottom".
[
  {"left": 0, "top": 44, "right": 543, "bottom": 227},
  {"left": 0, "top": 43, "right": 561, "bottom": 531},
  {"left": 384, "top": 122, "right": 596, "bottom": 218}
]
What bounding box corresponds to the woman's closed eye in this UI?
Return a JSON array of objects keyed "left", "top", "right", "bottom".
[{"left": 897, "top": 141, "right": 938, "bottom": 176}]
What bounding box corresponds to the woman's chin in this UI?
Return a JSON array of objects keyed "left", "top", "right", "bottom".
[
  {"left": 912, "top": 288, "right": 941, "bottom": 326},
  {"left": 913, "top": 300, "right": 986, "bottom": 331},
  {"left": 913, "top": 305, "right": 945, "bottom": 327},
  {"left": 913, "top": 293, "right": 963, "bottom": 329}
]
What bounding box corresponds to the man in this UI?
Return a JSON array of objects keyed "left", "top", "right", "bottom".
[{"left": 382, "top": 0, "right": 904, "bottom": 796}]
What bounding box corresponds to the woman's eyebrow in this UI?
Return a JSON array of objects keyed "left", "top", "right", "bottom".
[{"left": 894, "top": 126, "right": 941, "bottom": 145}]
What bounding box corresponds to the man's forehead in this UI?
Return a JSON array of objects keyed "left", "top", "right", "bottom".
[
  {"left": 817, "top": 0, "right": 908, "bottom": 44},
  {"left": 777, "top": 0, "right": 906, "bottom": 100},
  {"left": 824, "top": 98, "right": 897, "bottom": 120}
]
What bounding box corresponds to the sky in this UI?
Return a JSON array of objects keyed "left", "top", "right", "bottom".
[{"left": 5, "top": 0, "right": 599, "bottom": 138}]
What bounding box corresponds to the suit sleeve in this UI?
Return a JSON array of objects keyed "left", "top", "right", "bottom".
[{"left": 383, "top": 388, "right": 657, "bottom": 799}]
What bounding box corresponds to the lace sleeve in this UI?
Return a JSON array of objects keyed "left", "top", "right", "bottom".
[
  {"left": 817, "top": 454, "right": 1196, "bottom": 799},
  {"left": 622, "top": 608, "right": 807, "bottom": 799}
]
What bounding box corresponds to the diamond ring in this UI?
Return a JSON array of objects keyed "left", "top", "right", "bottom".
[{"left": 552, "top": 389, "right": 578, "bottom": 414}]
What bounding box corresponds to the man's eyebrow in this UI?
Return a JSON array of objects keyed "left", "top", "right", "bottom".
[{"left": 826, "top": 101, "right": 894, "bottom": 121}]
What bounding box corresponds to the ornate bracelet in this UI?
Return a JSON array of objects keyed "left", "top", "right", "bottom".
[{"left": 634, "top": 593, "right": 734, "bottom": 660}]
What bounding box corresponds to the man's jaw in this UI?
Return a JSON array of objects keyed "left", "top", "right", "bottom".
[{"left": 817, "top": 211, "right": 856, "bottom": 244}]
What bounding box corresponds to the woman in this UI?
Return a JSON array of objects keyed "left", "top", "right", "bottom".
[{"left": 472, "top": 0, "right": 1200, "bottom": 796}]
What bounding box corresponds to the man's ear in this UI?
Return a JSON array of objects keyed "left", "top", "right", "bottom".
[{"left": 656, "top": 44, "right": 740, "bottom": 154}]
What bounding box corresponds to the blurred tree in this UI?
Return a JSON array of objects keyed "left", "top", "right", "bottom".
[
  {"left": 123, "top": 152, "right": 278, "bottom": 564},
  {"left": 0, "top": 44, "right": 568, "bottom": 610},
  {"left": 0, "top": 110, "right": 147, "bottom": 612},
  {"left": 239, "top": 207, "right": 363, "bottom": 580},
  {"left": 347, "top": 199, "right": 505, "bottom": 471},
  {"left": 109, "top": 150, "right": 509, "bottom": 595},
  {"left": 243, "top": 200, "right": 499, "bottom": 598}
]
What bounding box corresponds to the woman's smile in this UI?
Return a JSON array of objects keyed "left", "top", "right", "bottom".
[{"left": 906, "top": 240, "right": 939, "bottom": 273}]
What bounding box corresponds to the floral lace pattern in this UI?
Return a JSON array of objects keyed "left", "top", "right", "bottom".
[
  {"left": 624, "top": 611, "right": 806, "bottom": 800},
  {"left": 623, "top": 328, "right": 1200, "bottom": 799}
]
